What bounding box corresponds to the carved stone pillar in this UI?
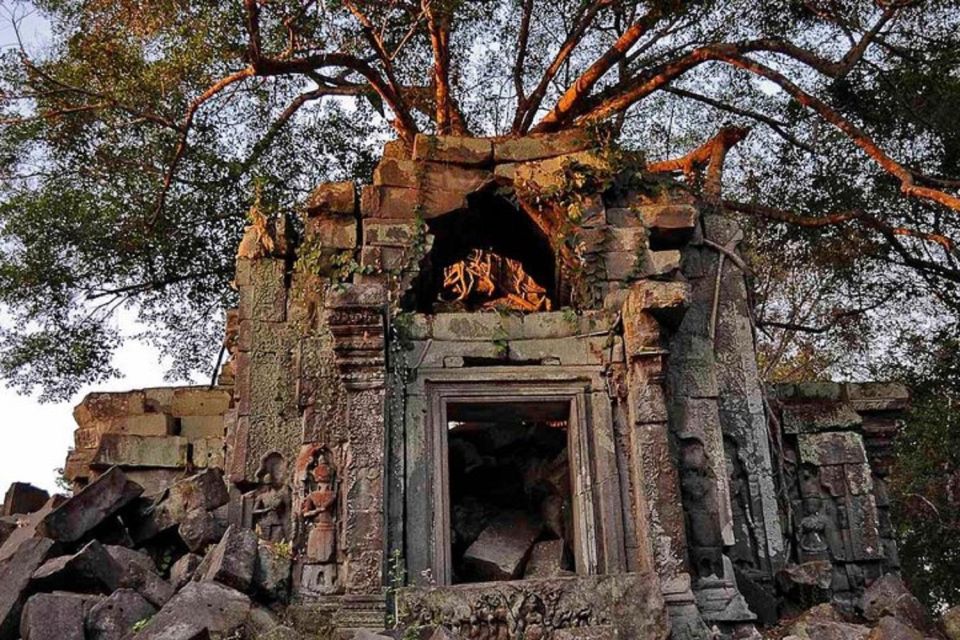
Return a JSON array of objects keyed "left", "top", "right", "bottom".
[{"left": 324, "top": 283, "right": 388, "bottom": 629}]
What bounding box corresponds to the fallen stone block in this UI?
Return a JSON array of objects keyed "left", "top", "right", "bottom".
[
  {"left": 784, "top": 604, "right": 869, "bottom": 640},
  {"left": 92, "top": 434, "right": 189, "bottom": 469},
  {"left": 523, "top": 539, "right": 569, "bottom": 579},
  {"left": 253, "top": 542, "right": 292, "bottom": 603},
  {"left": 37, "top": 466, "right": 142, "bottom": 543},
  {"left": 132, "top": 469, "right": 229, "bottom": 542},
  {"left": 178, "top": 508, "right": 226, "bottom": 553},
  {"left": 201, "top": 524, "right": 258, "bottom": 592},
  {"left": 861, "top": 575, "right": 931, "bottom": 633},
  {"left": 867, "top": 616, "right": 923, "bottom": 640},
  {"left": 0, "top": 537, "right": 55, "bottom": 640},
  {"left": 20, "top": 592, "right": 97, "bottom": 640},
  {"left": 944, "top": 606, "right": 960, "bottom": 640},
  {"left": 104, "top": 545, "right": 175, "bottom": 608},
  {"left": 31, "top": 540, "right": 124, "bottom": 594},
  {"left": 0, "top": 496, "right": 66, "bottom": 563},
  {"left": 130, "top": 582, "right": 251, "bottom": 640},
  {"left": 462, "top": 511, "right": 542, "bottom": 581},
  {"left": 0, "top": 516, "right": 17, "bottom": 547},
  {"left": 85, "top": 589, "right": 157, "bottom": 640},
  {"left": 351, "top": 631, "right": 392, "bottom": 640},
  {"left": 2, "top": 483, "right": 50, "bottom": 517},
  {"left": 169, "top": 553, "right": 203, "bottom": 589}
]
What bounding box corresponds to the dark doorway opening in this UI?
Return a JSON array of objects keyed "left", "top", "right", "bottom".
[{"left": 446, "top": 401, "right": 575, "bottom": 584}]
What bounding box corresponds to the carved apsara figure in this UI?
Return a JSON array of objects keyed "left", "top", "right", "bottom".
[
  {"left": 248, "top": 452, "right": 291, "bottom": 543},
  {"left": 301, "top": 448, "right": 338, "bottom": 563}
]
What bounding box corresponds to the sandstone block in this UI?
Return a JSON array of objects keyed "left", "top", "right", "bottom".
[
  {"left": 170, "top": 553, "right": 203, "bottom": 589},
  {"left": 607, "top": 227, "right": 647, "bottom": 253},
  {"left": 867, "top": 616, "right": 923, "bottom": 640},
  {"left": 782, "top": 402, "right": 862, "bottom": 434},
  {"left": 513, "top": 150, "right": 610, "bottom": 192},
  {"left": 413, "top": 134, "right": 493, "bottom": 166},
  {"left": 462, "top": 511, "right": 541, "bottom": 580},
  {"left": 180, "top": 415, "right": 225, "bottom": 439},
  {"left": 846, "top": 383, "right": 910, "bottom": 412},
  {"left": 306, "top": 216, "right": 357, "bottom": 249},
  {"left": 2, "top": 483, "right": 49, "bottom": 517},
  {"left": 20, "top": 592, "right": 92, "bottom": 640},
  {"left": 170, "top": 388, "right": 232, "bottom": 417},
  {"left": 639, "top": 204, "right": 698, "bottom": 247},
  {"left": 92, "top": 435, "right": 188, "bottom": 469},
  {"left": 0, "top": 538, "right": 55, "bottom": 639},
  {"left": 374, "top": 158, "right": 492, "bottom": 193},
  {"left": 362, "top": 220, "right": 420, "bottom": 247},
  {"left": 494, "top": 130, "right": 594, "bottom": 163},
  {"left": 114, "top": 414, "right": 176, "bottom": 437},
  {"left": 191, "top": 437, "right": 225, "bottom": 469},
  {"left": 862, "top": 575, "right": 931, "bottom": 632},
  {"left": 603, "top": 251, "right": 641, "bottom": 281},
  {"left": 382, "top": 139, "right": 411, "bottom": 160},
  {"left": 135, "top": 469, "right": 229, "bottom": 541},
  {"left": 130, "top": 582, "right": 251, "bottom": 640},
  {"left": 360, "top": 185, "right": 467, "bottom": 219},
  {"left": 38, "top": 467, "right": 142, "bottom": 542},
  {"left": 305, "top": 181, "right": 355, "bottom": 216},
  {"left": 74, "top": 391, "right": 146, "bottom": 425},
  {"left": 31, "top": 540, "right": 125, "bottom": 594},
  {"left": 943, "top": 606, "right": 960, "bottom": 640},
  {"left": 798, "top": 432, "right": 867, "bottom": 465},
  {"left": 523, "top": 540, "right": 569, "bottom": 579},
  {"left": 179, "top": 508, "right": 226, "bottom": 553},
  {"left": 643, "top": 249, "right": 682, "bottom": 276},
  {"left": 201, "top": 524, "right": 258, "bottom": 592},
  {"left": 507, "top": 336, "right": 609, "bottom": 365},
  {"left": 253, "top": 542, "right": 292, "bottom": 603},
  {"left": 86, "top": 589, "right": 157, "bottom": 640},
  {"left": 0, "top": 516, "right": 16, "bottom": 547}
]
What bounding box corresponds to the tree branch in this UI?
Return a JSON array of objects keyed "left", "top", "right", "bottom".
[{"left": 423, "top": 0, "right": 467, "bottom": 135}]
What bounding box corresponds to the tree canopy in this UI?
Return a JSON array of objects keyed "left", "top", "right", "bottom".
[{"left": 1, "top": 0, "right": 959, "bottom": 398}]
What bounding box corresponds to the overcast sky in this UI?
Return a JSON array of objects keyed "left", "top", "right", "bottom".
[{"left": 0, "top": 6, "right": 185, "bottom": 494}]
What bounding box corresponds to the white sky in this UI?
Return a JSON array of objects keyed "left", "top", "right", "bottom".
[{"left": 0, "top": 6, "right": 181, "bottom": 494}]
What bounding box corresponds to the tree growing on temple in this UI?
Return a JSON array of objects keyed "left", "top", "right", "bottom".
[{"left": 0, "top": 0, "right": 958, "bottom": 399}]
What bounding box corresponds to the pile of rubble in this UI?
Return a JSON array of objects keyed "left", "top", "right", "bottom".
[{"left": 0, "top": 467, "right": 295, "bottom": 640}]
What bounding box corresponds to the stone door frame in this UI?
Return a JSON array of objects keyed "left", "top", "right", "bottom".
[{"left": 407, "top": 366, "right": 626, "bottom": 585}]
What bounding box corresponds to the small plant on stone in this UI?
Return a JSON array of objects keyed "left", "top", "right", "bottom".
[{"left": 131, "top": 617, "right": 151, "bottom": 633}]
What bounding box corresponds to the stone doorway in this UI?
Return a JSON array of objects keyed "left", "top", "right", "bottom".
[{"left": 446, "top": 400, "right": 576, "bottom": 584}]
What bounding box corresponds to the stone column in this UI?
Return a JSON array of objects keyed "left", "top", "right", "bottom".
[
  {"left": 667, "top": 214, "right": 756, "bottom": 624},
  {"left": 324, "top": 283, "right": 389, "bottom": 630}
]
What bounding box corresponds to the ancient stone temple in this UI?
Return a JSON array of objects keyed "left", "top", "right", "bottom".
[{"left": 34, "top": 131, "right": 912, "bottom": 640}]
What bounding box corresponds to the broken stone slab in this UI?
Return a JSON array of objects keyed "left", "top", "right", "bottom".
[
  {"left": 494, "top": 130, "right": 595, "bottom": 163},
  {"left": 200, "top": 524, "right": 258, "bottom": 592},
  {"left": 91, "top": 434, "right": 189, "bottom": 469},
  {"left": 0, "top": 516, "right": 15, "bottom": 547},
  {"left": 169, "top": 553, "right": 203, "bottom": 589},
  {"left": 20, "top": 592, "right": 100, "bottom": 640},
  {"left": 31, "top": 540, "right": 124, "bottom": 594},
  {"left": 412, "top": 134, "right": 493, "bottom": 166},
  {"left": 0, "top": 537, "right": 55, "bottom": 640},
  {"left": 253, "top": 542, "right": 292, "bottom": 603},
  {"left": 462, "top": 511, "right": 542, "bottom": 581},
  {"left": 2, "top": 483, "right": 49, "bottom": 517},
  {"left": 130, "top": 581, "right": 251, "bottom": 640},
  {"left": 104, "top": 545, "right": 157, "bottom": 573},
  {"left": 861, "top": 575, "right": 931, "bottom": 633},
  {"left": 523, "top": 539, "right": 570, "bottom": 579},
  {"left": 37, "top": 466, "right": 142, "bottom": 543},
  {"left": 776, "top": 561, "right": 832, "bottom": 605},
  {"left": 85, "top": 589, "right": 157, "bottom": 640}
]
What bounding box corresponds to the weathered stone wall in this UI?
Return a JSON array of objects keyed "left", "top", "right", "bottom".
[
  {"left": 771, "top": 382, "right": 908, "bottom": 612},
  {"left": 63, "top": 386, "right": 232, "bottom": 496}
]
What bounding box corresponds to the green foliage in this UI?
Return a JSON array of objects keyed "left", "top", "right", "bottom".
[{"left": 884, "top": 329, "right": 960, "bottom": 609}]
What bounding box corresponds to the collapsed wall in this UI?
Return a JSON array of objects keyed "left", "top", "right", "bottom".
[{"left": 0, "top": 130, "right": 917, "bottom": 640}]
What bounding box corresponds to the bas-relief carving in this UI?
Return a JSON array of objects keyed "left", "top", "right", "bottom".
[
  {"left": 296, "top": 443, "right": 340, "bottom": 596},
  {"left": 248, "top": 451, "right": 291, "bottom": 543}
]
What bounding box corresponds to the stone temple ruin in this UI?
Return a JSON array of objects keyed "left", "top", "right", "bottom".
[{"left": 0, "top": 131, "right": 918, "bottom": 639}]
